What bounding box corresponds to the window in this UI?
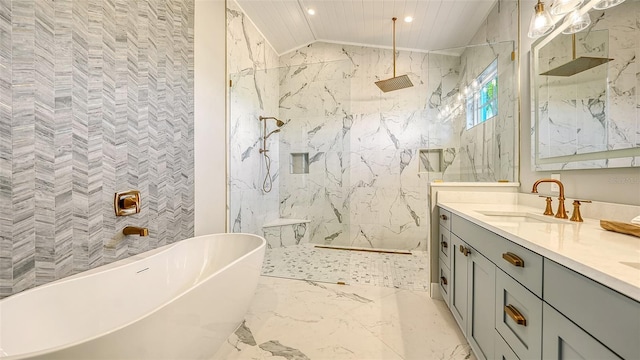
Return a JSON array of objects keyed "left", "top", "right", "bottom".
[{"left": 466, "top": 59, "right": 498, "bottom": 129}]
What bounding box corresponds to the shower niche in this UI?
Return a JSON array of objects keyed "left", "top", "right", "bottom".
[{"left": 290, "top": 153, "right": 309, "bottom": 174}]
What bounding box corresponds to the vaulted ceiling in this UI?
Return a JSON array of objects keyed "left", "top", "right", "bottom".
[{"left": 234, "top": 0, "right": 499, "bottom": 55}]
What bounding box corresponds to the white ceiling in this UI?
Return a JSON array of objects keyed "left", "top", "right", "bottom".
[{"left": 234, "top": 0, "right": 499, "bottom": 55}]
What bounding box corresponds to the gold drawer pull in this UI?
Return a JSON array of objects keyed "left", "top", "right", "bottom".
[
  {"left": 440, "top": 214, "right": 448, "bottom": 220},
  {"left": 441, "top": 240, "right": 448, "bottom": 249},
  {"left": 502, "top": 252, "right": 525, "bottom": 267},
  {"left": 459, "top": 245, "right": 471, "bottom": 256},
  {"left": 440, "top": 276, "right": 448, "bottom": 286},
  {"left": 505, "top": 304, "right": 527, "bottom": 326}
]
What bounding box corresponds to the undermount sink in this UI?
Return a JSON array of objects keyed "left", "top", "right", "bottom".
[{"left": 476, "top": 210, "right": 567, "bottom": 224}]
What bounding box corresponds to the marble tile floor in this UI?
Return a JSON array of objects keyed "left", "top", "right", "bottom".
[
  {"left": 213, "top": 276, "right": 474, "bottom": 360},
  {"left": 261, "top": 244, "right": 430, "bottom": 292}
]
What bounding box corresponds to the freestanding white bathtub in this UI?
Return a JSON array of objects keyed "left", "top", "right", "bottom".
[{"left": 0, "top": 233, "right": 266, "bottom": 360}]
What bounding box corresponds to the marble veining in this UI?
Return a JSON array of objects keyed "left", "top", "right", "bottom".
[
  {"left": 0, "top": 0, "right": 194, "bottom": 298},
  {"left": 213, "top": 276, "right": 474, "bottom": 360},
  {"left": 227, "top": 0, "right": 518, "bottom": 250}
]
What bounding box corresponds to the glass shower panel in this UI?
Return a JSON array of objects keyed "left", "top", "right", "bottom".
[
  {"left": 425, "top": 40, "right": 518, "bottom": 183},
  {"left": 228, "top": 67, "right": 281, "bottom": 236},
  {"left": 278, "top": 60, "right": 353, "bottom": 248}
]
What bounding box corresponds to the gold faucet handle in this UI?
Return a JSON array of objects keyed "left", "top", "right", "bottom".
[
  {"left": 570, "top": 200, "right": 592, "bottom": 222},
  {"left": 538, "top": 195, "right": 554, "bottom": 216}
]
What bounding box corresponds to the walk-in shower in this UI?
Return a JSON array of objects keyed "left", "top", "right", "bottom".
[{"left": 259, "top": 116, "right": 284, "bottom": 193}]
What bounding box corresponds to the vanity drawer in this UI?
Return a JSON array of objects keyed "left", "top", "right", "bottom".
[
  {"left": 439, "top": 224, "right": 451, "bottom": 264},
  {"left": 542, "top": 302, "right": 621, "bottom": 360},
  {"left": 495, "top": 330, "right": 519, "bottom": 360},
  {"left": 495, "top": 269, "right": 542, "bottom": 360},
  {"left": 439, "top": 207, "right": 451, "bottom": 230},
  {"left": 438, "top": 259, "right": 451, "bottom": 307},
  {"left": 544, "top": 259, "right": 639, "bottom": 360},
  {"left": 451, "top": 214, "right": 543, "bottom": 297}
]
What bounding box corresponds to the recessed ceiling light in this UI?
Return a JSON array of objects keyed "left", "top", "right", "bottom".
[
  {"left": 307, "top": 8, "right": 316, "bottom": 15},
  {"left": 404, "top": 16, "right": 413, "bottom": 23}
]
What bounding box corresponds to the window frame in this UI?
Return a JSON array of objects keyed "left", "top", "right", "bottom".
[{"left": 466, "top": 58, "right": 498, "bottom": 130}]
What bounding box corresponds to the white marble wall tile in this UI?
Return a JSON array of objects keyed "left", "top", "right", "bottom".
[
  {"left": 310, "top": 222, "right": 351, "bottom": 245},
  {"left": 262, "top": 223, "right": 310, "bottom": 249},
  {"left": 227, "top": 0, "right": 281, "bottom": 235},
  {"left": 229, "top": 0, "right": 518, "bottom": 250}
]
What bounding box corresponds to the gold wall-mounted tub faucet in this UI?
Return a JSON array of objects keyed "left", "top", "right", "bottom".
[
  {"left": 531, "top": 179, "right": 568, "bottom": 219},
  {"left": 123, "top": 226, "right": 149, "bottom": 236}
]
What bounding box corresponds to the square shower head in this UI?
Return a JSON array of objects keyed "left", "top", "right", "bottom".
[{"left": 375, "top": 75, "right": 414, "bottom": 93}]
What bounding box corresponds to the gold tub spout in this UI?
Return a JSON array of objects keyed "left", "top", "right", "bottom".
[
  {"left": 123, "top": 226, "right": 149, "bottom": 236},
  {"left": 531, "top": 179, "right": 568, "bottom": 219}
]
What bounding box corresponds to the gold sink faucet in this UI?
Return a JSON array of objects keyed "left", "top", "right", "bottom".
[
  {"left": 123, "top": 226, "right": 149, "bottom": 236},
  {"left": 531, "top": 179, "right": 568, "bottom": 219}
]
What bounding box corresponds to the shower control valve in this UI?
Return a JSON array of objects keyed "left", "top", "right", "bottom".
[{"left": 114, "top": 190, "right": 141, "bottom": 216}]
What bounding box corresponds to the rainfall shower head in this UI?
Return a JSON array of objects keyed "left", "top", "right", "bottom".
[
  {"left": 375, "top": 17, "right": 414, "bottom": 93},
  {"left": 259, "top": 116, "right": 285, "bottom": 127},
  {"left": 540, "top": 34, "right": 613, "bottom": 77}
]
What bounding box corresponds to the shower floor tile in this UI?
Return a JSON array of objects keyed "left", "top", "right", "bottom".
[{"left": 261, "top": 244, "right": 429, "bottom": 291}]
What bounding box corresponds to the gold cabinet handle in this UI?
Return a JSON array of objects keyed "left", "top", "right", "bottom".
[
  {"left": 504, "top": 304, "right": 527, "bottom": 326},
  {"left": 502, "top": 252, "right": 525, "bottom": 267},
  {"left": 440, "top": 276, "right": 448, "bottom": 286},
  {"left": 459, "top": 245, "right": 470, "bottom": 256},
  {"left": 440, "top": 214, "right": 448, "bottom": 220},
  {"left": 441, "top": 240, "right": 448, "bottom": 249}
]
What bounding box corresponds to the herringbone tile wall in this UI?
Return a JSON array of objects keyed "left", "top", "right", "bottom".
[{"left": 0, "top": 0, "right": 195, "bottom": 298}]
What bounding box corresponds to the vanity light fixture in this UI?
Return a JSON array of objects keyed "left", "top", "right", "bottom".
[
  {"left": 307, "top": 8, "right": 315, "bottom": 15},
  {"left": 593, "top": 0, "right": 626, "bottom": 9},
  {"left": 561, "top": 9, "right": 591, "bottom": 34},
  {"left": 550, "top": 0, "right": 584, "bottom": 15},
  {"left": 528, "top": 0, "right": 555, "bottom": 38}
]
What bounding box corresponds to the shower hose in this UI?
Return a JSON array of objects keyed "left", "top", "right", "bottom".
[{"left": 262, "top": 152, "right": 273, "bottom": 193}]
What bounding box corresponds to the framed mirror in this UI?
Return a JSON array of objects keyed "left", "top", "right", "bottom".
[{"left": 531, "top": 0, "right": 640, "bottom": 170}]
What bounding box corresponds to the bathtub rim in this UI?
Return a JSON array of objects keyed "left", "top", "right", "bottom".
[{"left": 0, "top": 232, "right": 266, "bottom": 360}]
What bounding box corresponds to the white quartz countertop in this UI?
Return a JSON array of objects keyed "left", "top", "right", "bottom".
[{"left": 438, "top": 201, "right": 640, "bottom": 302}]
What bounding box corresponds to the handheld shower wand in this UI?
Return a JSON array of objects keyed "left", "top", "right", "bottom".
[
  {"left": 258, "top": 116, "right": 285, "bottom": 192},
  {"left": 264, "top": 128, "right": 281, "bottom": 140}
]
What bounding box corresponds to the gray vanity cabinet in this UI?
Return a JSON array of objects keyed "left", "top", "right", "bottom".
[
  {"left": 544, "top": 259, "right": 638, "bottom": 359},
  {"left": 467, "top": 247, "right": 496, "bottom": 360},
  {"left": 448, "top": 227, "right": 496, "bottom": 360},
  {"left": 438, "top": 220, "right": 452, "bottom": 307},
  {"left": 436, "top": 206, "right": 640, "bottom": 360},
  {"left": 542, "top": 303, "right": 620, "bottom": 360},
  {"left": 494, "top": 330, "right": 519, "bottom": 360},
  {"left": 495, "top": 269, "right": 542, "bottom": 360},
  {"left": 449, "top": 233, "right": 468, "bottom": 334}
]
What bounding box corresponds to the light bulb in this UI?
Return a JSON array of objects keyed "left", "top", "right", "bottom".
[
  {"left": 528, "top": 0, "right": 555, "bottom": 38},
  {"left": 593, "top": 0, "right": 625, "bottom": 9},
  {"left": 562, "top": 9, "right": 591, "bottom": 34},
  {"left": 550, "top": 0, "right": 583, "bottom": 15}
]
